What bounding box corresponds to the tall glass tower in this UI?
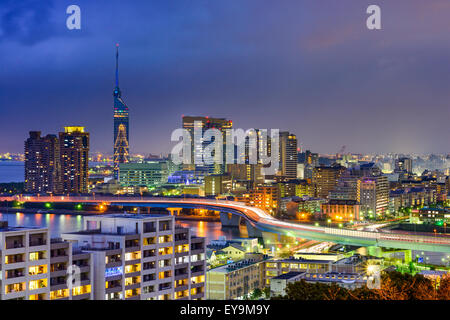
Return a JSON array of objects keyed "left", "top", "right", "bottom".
[{"left": 113, "top": 44, "right": 129, "bottom": 179}]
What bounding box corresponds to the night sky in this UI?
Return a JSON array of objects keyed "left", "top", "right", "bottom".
[{"left": 1, "top": 0, "right": 450, "bottom": 155}]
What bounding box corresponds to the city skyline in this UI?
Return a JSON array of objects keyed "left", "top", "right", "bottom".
[
  {"left": 2, "top": 0, "right": 450, "bottom": 156},
  {"left": 3, "top": 0, "right": 450, "bottom": 305}
]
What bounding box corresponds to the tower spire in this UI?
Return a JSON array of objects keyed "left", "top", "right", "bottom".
[{"left": 115, "top": 43, "right": 119, "bottom": 88}]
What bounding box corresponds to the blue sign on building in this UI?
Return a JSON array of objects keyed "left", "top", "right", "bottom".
[{"left": 105, "top": 266, "right": 123, "bottom": 277}]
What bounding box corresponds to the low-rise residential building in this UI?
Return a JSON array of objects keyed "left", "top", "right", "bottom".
[
  {"left": 389, "top": 187, "right": 436, "bottom": 213},
  {"left": 264, "top": 258, "right": 334, "bottom": 286},
  {"left": 206, "top": 254, "right": 267, "bottom": 300},
  {"left": 269, "top": 271, "right": 304, "bottom": 297},
  {"left": 269, "top": 271, "right": 368, "bottom": 297},
  {"left": 208, "top": 237, "right": 260, "bottom": 253},
  {"left": 300, "top": 272, "right": 367, "bottom": 290},
  {"left": 293, "top": 252, "right": 344, "bottom": 262},
  {"left": 411, "top": 207, "right": 450, "bottom": 225},
  {"left": 216, "top": 244, "right": 247, "bottom": 262}
]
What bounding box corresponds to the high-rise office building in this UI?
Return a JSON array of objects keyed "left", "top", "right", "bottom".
[
  {"left": 279, "top": 132, "right": 297, "bottom": 179},
  {"left": 204, "top": 174, "right": 233, "bottom": 196},
  {"left": 182, "top": 116, "right": 232, "bottom": 174},
  {"left": 59, "top": 127, "right": 90, "bottom": 194},
  {"left": 312, "top": 164, "right": 346, "bottom": 199},
  {"left": 395, "top": 157, "right": 413, "bottom": 174},
  {"left": 24, "top": 132, "right": 61, "bottom": 194},
  {"left": 113, "top": 44, "right": 130, "bottom": 178},
  {"left": 358, "top": 175, "right": 389, "bottom": 218},
  {"left": 329, "top": 163, "right": 382, "bottom": 201},
  {"left": 327, "top": 163, "right": 388, "bottom": 218},
  {"left": 298, "top": 150, "right": 319, "bottom": 167}
]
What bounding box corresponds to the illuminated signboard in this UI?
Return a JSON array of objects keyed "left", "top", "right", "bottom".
[{"left": 105, "top": 266, "right": 123, "bottom": 277}]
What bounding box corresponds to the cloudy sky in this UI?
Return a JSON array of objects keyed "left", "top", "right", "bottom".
[{"left": 1, "top": 0, "right": 450, "bottom": 155}]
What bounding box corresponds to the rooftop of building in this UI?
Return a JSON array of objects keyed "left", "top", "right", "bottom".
[
  {"left": 294, "top": 252, "right": 343, "bottom": 257},
  {"left": 62, "top": 229, "right": 136, "bottom": 236},
  {"left": 270, "top": 257, "right": 335, "bottom": 264},
  {"left": 0, "top": 221, "right": 46, "bottom": 232},
  {"left": 302, "top": 272, "right": 367, "bottom": 283},
  {"left": 419, "top": 207, "right": 447, "bottom": 212},
  {"left": 281, "top": 196, "right": 326, "bottom": 202},
  {"left": 390, "top": 187, "right": 429, "bottom": 195},
  {"left": 209, "top": 255, "right": 269, "bottom": 273},
  {"left": 89, "top": 213, "right": 171, "bottom": 219},
  {"left": 326, "top": 199, "right": 359, "bottom": 205},
  {"left": 224, "top": 243, "right": 246, "bottom": 251}
]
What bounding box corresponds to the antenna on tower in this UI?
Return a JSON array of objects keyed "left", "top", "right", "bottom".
[{"left": 115, "top": 43, "right": 119, "bottom": 88}]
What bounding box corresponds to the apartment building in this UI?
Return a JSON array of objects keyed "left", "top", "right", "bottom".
[
  {"left": 263, "top": 258, "right": 334, "bottom": 286},
  {"left": 206, "top": 255, "right": 267, "bottom": 300},
  {"left": 0, "top": 222, "right": 93, "bottom": 300},
  {"left": 270, "top": 271, "right": 368, "bottom": 297},
  {"left": 61, "top": 213, "right": 205, "bottom": 300},
  {"left": 237, "top": 185, "right": 279, "bottom": 215},
  {"left": 312, "top": 165, "right": 346, "bottom": 199},
  {"left": 49, "top": 239, "right": 93, "bottom": 300},
  {"left": 321, "top": 199, "right": 360, "bottom": 222}
]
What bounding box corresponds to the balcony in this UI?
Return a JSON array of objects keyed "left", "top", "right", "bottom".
[
  {"left": 29, "top": 238, "right": 47, "bottom": 247},
  {"left": 125, "top": 246, "right": 140, "bottom": 253},
  {"left": 158, "top": 283, "right": 172, "bottom": 291},
  {"left": 143, "top": 223, "right": 156, "bottom": 234},
  {"left": 5, "top": 269, "right": 25, "bottom": 280},
  {"left": 5, "top": 236, "right": 25, "bottom": 250},
  {"left": 72, "top": 293, "right": 91, "bottom": 300},
  {"left": 5, "top": 254, "right": 25, "bottom": 265},
  {"left": 5, "top": 243, "right": 24, "bottom": 250},
  {"left": 125, "top": 289, "right": 140, "bottom": 300},
  {"left": 50, "top": 255, "right": 69, "bottom": 264},
  {"left": 106, "top": 284, "right": 123, "bottom": 294}
]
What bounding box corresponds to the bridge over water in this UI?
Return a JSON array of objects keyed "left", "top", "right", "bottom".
[{"left": 3, "top": 195, "right": 450, "bottom": 253}]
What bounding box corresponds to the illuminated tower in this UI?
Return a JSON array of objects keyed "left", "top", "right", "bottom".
[
  {"left": 114, "top": 124, "right": 129, "bottom": 164},
  {"left": 113, "top": 44, "right": 129, "bottom": 178}
]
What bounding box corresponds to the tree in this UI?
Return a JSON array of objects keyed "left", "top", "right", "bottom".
[
  {"left": 283, "top": 280, "right": 347, "bottom": 300},
  {"left": 263, "top": 286, "right": 270, "bottom": 299},
  {"left": 437, "top": 275, "right": 450, "bottom": 300},
  {"left": 348, "top": 286, "right": 380, "bottom": 300},
  {"left": 323, "top": 283, "right": 349, "bottom": 300},
  {"left": 272, "top": 271, "right": 441, "bottom": 301},
  {"left": 250, "top": 288, "right": 263, "bottom": 300}
]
